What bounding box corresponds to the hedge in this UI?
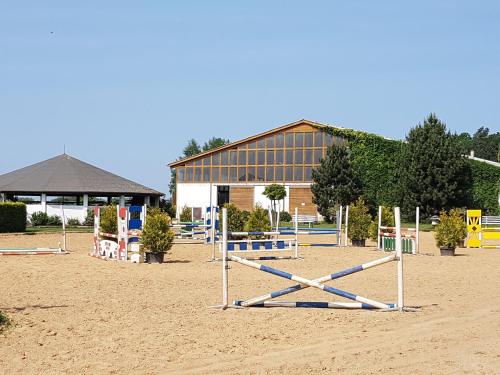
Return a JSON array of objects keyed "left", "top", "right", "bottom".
[
  {"left": 0, "top": 202, "right": 27, "bottom": 233},
  {"left": 469, "top": 160, "right": 500, "bottom": 215}
]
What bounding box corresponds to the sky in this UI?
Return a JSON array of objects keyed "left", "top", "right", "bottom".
[{"left": 1, "top": 1, "right": 499, "bottom": 195}]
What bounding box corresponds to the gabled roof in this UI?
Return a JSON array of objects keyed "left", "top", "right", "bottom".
[
  {"left": 168, "top": 119, "right": 335, "bottom": 168},
  {"left": 0, "top": 154, "right": 163, "bottom": 196}
]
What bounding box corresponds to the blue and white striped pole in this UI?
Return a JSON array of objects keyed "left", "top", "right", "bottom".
[
  {"left": 233, "top": 301, "right": 396, "bottom": 309},
  {"left": 230, "top": 255, "right": 391, "bottom": 309},
  {"left": 238, "top": 253, "right": 396, "bottom": 308}
]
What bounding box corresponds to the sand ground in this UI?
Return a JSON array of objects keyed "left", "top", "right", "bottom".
[{"left": 0, "top": 231, "right": 499, "bottom": 374}]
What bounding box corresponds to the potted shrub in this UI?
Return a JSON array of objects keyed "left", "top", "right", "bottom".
[
  {"left": 434, "top": 209, "right": 467, "bottom": 256},
  {"left": 347, "top": 198, "right": 372, "bottom": 247},
  {"left": 141, "top": 209, "right": 175, "bottom": 264}
]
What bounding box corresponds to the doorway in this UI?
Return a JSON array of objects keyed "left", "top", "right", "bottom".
[{"left": 217, "top": 186, "right": 230, "bottom": 207}]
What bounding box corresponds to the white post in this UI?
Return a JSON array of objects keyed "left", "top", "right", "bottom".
[
  {"left": 268, "top": 205, "right": 274, "bottom": 231},
  {"left": 294, "top": 207, "right": 299, "bottom": 258},
  {"left": 211, "top": 206, "right": 217, "bottom": 261},
  {"left": 119, "top": 195, "right": 125, "bottom": 208},
  {"left": 191, "top": 207, "right": 194, "bottom": 222},
  {"left": 60, "top": 205, "right": 66, "bottom": 252},
  {"left": 415, "top": 207, "right": 420, "bottom": 255},
  {"left": 395, "top": 207, "right": 404, "bottom": 312},
  {"left": 276, "top": 201, "right": 280, "bottom": 232},
  {"left": 41, "top": 193, "right": 47, "bottom": 213},
  {"left": 222, "top": 208, "right": 228, "bottom": 309},
  {"left": 338, "top": 205, "right": 343, "bottom": 247},
  {"left": 377, "top": 206, "right": 382, "bottom": 250},
  {"left": 344, "top": 205, "right": 349, "bottom": 247}
]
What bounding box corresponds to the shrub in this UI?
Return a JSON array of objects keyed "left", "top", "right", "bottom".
[
  {"left": 241, "top": 210, "right": 251, "bottom": 223},
  {"left": 244, "top": 205, "right": 271, "bottom": 237},
  {"left": 100, "top": 205, "right": 117, "bottom": 234},
  {"left": 179, "top": 205, "right": 192, "bottom": 222},
  {"left": 434, "top": 209, "right": 467, "bottom": 249},
  {"left": 83, "top": 209, "right": 95, "bottom": 226},
  {"left": 30, "top": 211, "right": 49, "bottom": 226},
  {"left": 222, "top": 203, "right": 246, "bottom": 234},
  {"left": 47, "top": 215, "right": 62, "bottom": 226},
  {"left": 347, "top": 198, "right": 372, "bottom": 241},
  {"left": 279, "top": 211, "right": 292, "bottom": 223},
  {"left": 0, "top": 311, "right": 10, "bottom": 332},
  {"left": 0, "top": 202, "right": 27, "bottom": 233},
  {"left": 369, "top": 206, "right": 394, "bottom": 240},
  {"left": 141, "top": 210, "right": 175, "bottom": 254},
  {"left": 67, "top": 218, "right": 81, "bottom": 226}
]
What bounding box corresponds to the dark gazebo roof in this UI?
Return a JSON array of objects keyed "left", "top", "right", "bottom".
[{"left": 0, "top": 154, "right": 163, "bottom": 196}]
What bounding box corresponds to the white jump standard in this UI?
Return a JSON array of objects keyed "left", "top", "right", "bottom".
[{"left": 217, "top": 207, "right": 406, "bottom": 311}]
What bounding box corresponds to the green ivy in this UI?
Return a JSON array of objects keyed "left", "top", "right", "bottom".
[{"left": 469, "top": 160, "right": 500, "bottom": 215}]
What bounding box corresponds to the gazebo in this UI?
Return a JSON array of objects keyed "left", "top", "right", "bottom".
[{"left": 0, "top": 154, "right": 163, "bottom": 222}]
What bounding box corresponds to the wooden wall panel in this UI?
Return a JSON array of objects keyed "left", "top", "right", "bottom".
[
  {"left": 230, "top": 187, "right": 254, "bottom": 211},
  {"left": 289, "top": 187, "right": 317, "bottom": 215}
]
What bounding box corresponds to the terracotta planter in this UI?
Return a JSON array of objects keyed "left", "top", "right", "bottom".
[
  {"left": 351, "top": 239, "right": 366, "bottom": 247},
  {"left": 439, "top": 247, "right": 455, "bottom": 256},
  {"left": 146, "top": 252, "right": 165, "bottom": 264}
]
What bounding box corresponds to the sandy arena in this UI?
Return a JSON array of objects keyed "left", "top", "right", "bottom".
[{"left": 1, "top": 231, "right": 499, "bottom": 374}]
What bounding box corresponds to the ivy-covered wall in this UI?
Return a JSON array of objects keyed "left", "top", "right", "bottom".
[{"left": 317, "top": 125, "right": 500, "bottom": 215}]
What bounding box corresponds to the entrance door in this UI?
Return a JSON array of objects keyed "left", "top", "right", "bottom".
[{"left": 217, "top": 186, "right": 230, "bottom": 207}]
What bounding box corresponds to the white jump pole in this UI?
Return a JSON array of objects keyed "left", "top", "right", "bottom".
[
  {"left": 344, "top": 205, "right": 349, "bottom": 247},
  {"left": 377, "top": 206, "right": 382, "bottom": 250},
  {"left": 294, "top": 207, "right": 299, "bottom": 258},
  {"left": 222, "top": 208, "right": 228, "bottom": 309},
  {"left": 415, "top": 207, "right": 420, "bottom": 255},
  {"left": 395, "top": 207, "right": 404, "bottom": 312},
  {"left": 338, "top": 205, "right": 343, "bottom": 247},
  {"left": 60, "top": 205, "right": 67, "bottom": 252}
]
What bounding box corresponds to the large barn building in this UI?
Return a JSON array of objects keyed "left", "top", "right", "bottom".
[{"left": 168, "top": 119, "right": 343, "bottom": 219}]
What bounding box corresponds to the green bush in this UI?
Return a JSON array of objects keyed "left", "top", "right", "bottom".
[
  {"left": 67, "top": 218, "right": 81, "bottom": 226},
  {"left": 30, "top": 211, "right": 49, "bottom": 226},
  {"left": 100, "top": 205, "right": 117, "bottom": 234},
  {"left": 179, "top": 205, "right": 192, "bottom": 222},
  {"left": 368, "top": 206, "right": 394, "bottom": 240},
  {"left": 347, "top": 198, "right": 372, "bottom": 241},
  {"left": 0, "top": 202, "right": 27, "bottom": 233},
  {"left": 141, "top": 210, "right": 175, "bottom": 254},
  {"left": 83, "top": 209, "right": 95, "bottom": 226},
  {"left": 47, "top": 215, "right": 62, "bottom": 226},
  {"left": 222, "top": 203, "right": 246, "bottom": 234},
  {"left": 244, "top": 205, "right": 271, "bottom": 237},
  {"left": 279, "top": 211, "right": 292, "bottom": 223},
  {"left": 0, "top": 311, "right": 10, "bottom": 332},
  {"left": 434, "top": 209, "right": 467, "bottom": 249}
]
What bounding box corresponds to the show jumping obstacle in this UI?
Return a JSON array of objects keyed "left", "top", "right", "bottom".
[
  {"left": 91, "top": 205, "right": 146, "bottom": 262},
  {"left": 378, "top": 206, "right": 419, "bottom": 254},
  {"left": 217, "top": 207, "right": 405, "bottom": 311},
  {"left": 172, "top": 206, "right": 219, "bottom": 245},
  {"left": 467, "top": 210, "right": 500, "bottom": 249}
]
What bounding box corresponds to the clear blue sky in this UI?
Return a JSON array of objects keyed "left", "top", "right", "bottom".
[{"left": 1, "top": 1, "right": 498, "bottom": 195}]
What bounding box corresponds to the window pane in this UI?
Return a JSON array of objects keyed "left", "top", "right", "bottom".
[
  {"left": 304, "top": 166, "right": 312, "bottom": 181},
  {"left": 285, "top": 133, "right": 294, "bottom": 147},
  {"left": 294, "top": 166, "right": 303, "bottom": 181},
  {"left": 295, "top": 133, "right": 304, "bottom": 147},
  {"left": 314, "top": 149, "right": 323, "bottom": 164},
  {"left": 275, "top": 166, "right": 284, "bottom": 181},
  {"left": 238, "top": 167, "right": 247, "bottom": 182},
  {"left": 248, "top": 141, "right": 257, "bottom": 149},
  {"left": 221, "top": 167, "right": 228, "bottom": 182},
  {"left": 266, "top": 135, "right": 275, "bottom": 148},
  {"left": 230, "top": 167, "right": 238, "bottom": 182},
  {"left": 230, "top": 151, "right": 237, "bottom": 165},
  {"left": 186, "top": 168, "right": 193, "bottom": 182},
  {"left": 295, "top": 149, "right": 303, "bottom": 164},
  {"left": 305, "top": 132, "right": 313, "bottom": 147},
  {"left": 285, "top": 166, "right": 293, "bottom": 181},
  {"left": 247, "top": 166, "right": 256, "bottom": 181},
  {"left": 276, "top": 150, "right": 284, "bottom": 165},
  {"left": 257, "top": 150, "right": 265, "bottom": 165},
  {"left": 257, "top": 138, "right": 265, "bottom": 148},
  {"left": 247, "top": 150, "right": 256, "bottom": 165},
  {"left": 212, "top": 168, "right": 219, "bottom": 182},
  {"left": 266, "top": 150, "right": 274, "bottom": 165},
  {"left": 266, "top": 166, "right": 274, "bottom": 181},
  {"left": 286, "top": 150, "right": 293, "bottom": 164},
  {"left": 221, "top": 151, "right": 229, "bottom": 165},
  {"left": 257, "top": 167, "right": 265, "bottom": 181},
  {"left": 194, "top": 167, "right": 202, "bottom": 182},
  {"left": 202, "top": 157, "right": 211, "bottom": 166},
  {"left": 203, "top": 168, "right": 210, "bottom": 182},
  {"left": 238, "top": 150, "right": 247, "bottom": 165},
  {"left": 276, "top": 133, "right": 284, "bottom": 148},
  {"left": 177, "top": 168, "right": 185, "bottom": 182},
  {"left": 13, "top": 195, "right": 41, "bottom": 204},
  {"left": 325, "top": 134, "right": 334, "bottom": 147},
  {"left": 314, "top": 132, "right": 323, "bottom": 147},
  {"left": 212, "top": 154, "right": 220, "bottom": 166},
  {"left": 195, "top": 159, "right": 202, "bottom": 166},
  {"left": 304, "top": 149, "right": 313, "bottom": 164}
]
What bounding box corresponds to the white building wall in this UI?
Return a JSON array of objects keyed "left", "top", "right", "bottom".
[
  {"left": 253, "top": 185, "right": 290, "bottom": 213},
  {"left": 26, "top": 204, "right": 88, "bottom": 223},
  {"left": 176, "top": 183, "right": 212, "bottom": 218}
]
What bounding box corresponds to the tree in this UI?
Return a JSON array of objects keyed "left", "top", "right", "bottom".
[
  {"left": 202, "top": 137, "right": 229, "bottom": 152},
  {"left": 263, "top": 184, "right": 287, "bottom": 228},
  {"left": 471, "top": 127, "right": 500, "bottom": 162},
  {"left": 183, "top": 139, "right": 201, "bottom": 157},
  {"left": 311, "top": 143, "right": 361, "bottom": 222},
  {"left": 397, "top": 114, "right": 472, "bottom": 219}
]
